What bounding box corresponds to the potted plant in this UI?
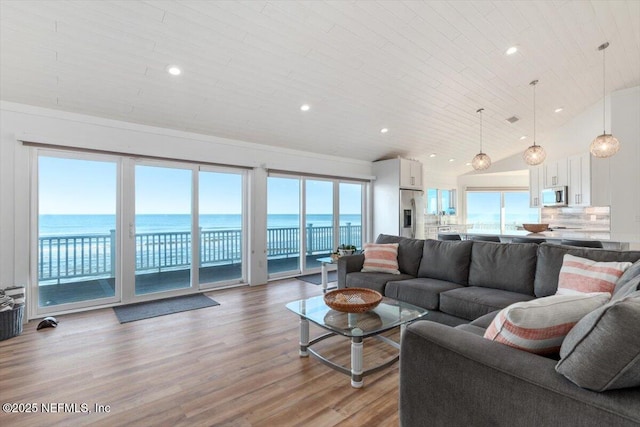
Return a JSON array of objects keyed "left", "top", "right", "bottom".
[{"left": 337, "top": 244, "right": 357, "bottom": 256}]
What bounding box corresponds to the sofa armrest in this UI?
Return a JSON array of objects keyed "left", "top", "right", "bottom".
[
  {"left": 337, "top": 254, "right": 364, "bottom": 289},
  {"left": 400, "top": 321, "right": 640, "bottom": 427}
]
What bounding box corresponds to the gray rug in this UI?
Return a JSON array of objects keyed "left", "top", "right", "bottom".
[
  {"left": 297, "top": 271, "right": 337, "bottom": 286},
  {"left": 113, "top": 294, "right": 219, "bottom": 323}
]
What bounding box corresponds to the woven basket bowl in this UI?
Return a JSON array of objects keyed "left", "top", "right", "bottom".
[
  {"left": 324, "top": 288, "right": 382, "bottom": 313},
  {"left": 522, "top": 223, "right": 549, "bottom": 233}
]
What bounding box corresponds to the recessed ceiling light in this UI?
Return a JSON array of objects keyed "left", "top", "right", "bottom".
[
  {"left": 506, "top": 46, "right": 518, "bottom": 55},
  {"left": 448, "top": 158, "right": 455, "bottom": 162},
  {"left": 520, "top": 135, "right": 527, "bottom": 140},
  {"left": 554, "top": 107, "right": 564, "bottom": 113},
  {"left": 167, "top": 66, "right": 182, "bottom": 76},
  {"left": 429, "top": 153, "right": 436, "bottom": 158},
  {"left": 300, "top": 104, "right": 310, "bottom": 111},
  {"left": 380, "top": 128, "right": 388, "bottom": 134},
  {"left": 465, "top": 162, "right": 472, "bottom": 166}
]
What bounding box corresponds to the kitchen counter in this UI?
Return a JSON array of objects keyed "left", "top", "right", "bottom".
[{"left": 438, "top": 229, "right": 630, "bottom": 250}]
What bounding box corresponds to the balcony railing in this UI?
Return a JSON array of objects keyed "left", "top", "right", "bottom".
[{"left": 38, "top": 223, "right": 362, "bottom": 283}]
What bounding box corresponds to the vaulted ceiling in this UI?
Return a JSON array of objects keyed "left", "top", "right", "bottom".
[{"left": 1, "top": 1, "right": 639, "bottom": 174}]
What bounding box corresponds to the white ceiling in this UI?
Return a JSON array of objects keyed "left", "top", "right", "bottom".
[{"left": 1, "top": 0, "right": 639, "bottom": 174}]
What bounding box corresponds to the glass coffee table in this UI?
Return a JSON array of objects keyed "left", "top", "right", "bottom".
[{"left": 286, "top": 294, "right": 428, "bottom": 388}]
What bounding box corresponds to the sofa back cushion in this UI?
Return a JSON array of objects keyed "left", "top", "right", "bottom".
[
  {"left": 375, "top": 234, "right": 424, "bottom": 277},
  {"left": 534, "top": 243, "right": 640, "bottom": 297},
  {"left": 468, "top": 241, "right": 538, "bottom": 295},
  {"left": 418, "top": 239, "right": 473, "bottom": 285}
]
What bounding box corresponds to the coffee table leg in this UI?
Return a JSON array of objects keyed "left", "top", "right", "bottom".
[
  {"left": 321, "top": 262, "right": 328, "bottom": 292},
  {"left": 351, "top": 336, "right": 363, "bottom": 388},
  {"left": 299, "top": 317, "right": 309, "bottom": 357}
]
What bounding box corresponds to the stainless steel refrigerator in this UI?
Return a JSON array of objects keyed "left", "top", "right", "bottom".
[{"left": 399, "top": 189, "right": 424, "bottom": 239}]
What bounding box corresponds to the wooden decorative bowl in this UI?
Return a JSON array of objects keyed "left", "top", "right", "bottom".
[
  {"left": 324, "top": 288, "right": 382, "bottom": 313},
  {"left": 522, "top": 223, "right": 549, "bottom": 233}
]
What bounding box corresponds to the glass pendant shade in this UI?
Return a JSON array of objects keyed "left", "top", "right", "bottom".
[
  {"left": 472, "top": 152, "right": 491, "bottom": 170},
  {"left": 591, "top": 42, "right": 620, "bottom": 158},
  {"left": 472, "top": 107, "right": 491, "bottom": 171},
  {"left": 590, "top": 133, "right": 620, "bottom": 158},
  {"left": 523, "top": 80, "right": 545, "bottom": 166},
  {"left": 523, "top": 144, "right": 547, "bottom": 165}
]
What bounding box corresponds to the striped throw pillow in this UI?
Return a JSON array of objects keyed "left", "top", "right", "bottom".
[
  {"left": 483, "top": 293, "right": 611, "bottom": 355},
  {"left": 557, "top": 254, "right": 631, "bottom": 295},
  {"left": 361, "top": 243, "right": 400, "bottom": 274}
]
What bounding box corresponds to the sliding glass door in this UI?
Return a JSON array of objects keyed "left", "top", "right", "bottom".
[
  {"left": 34, "top": 150, "right": 248, "bottom": 315},
  {"left": 134, "top": 163, "right": 193, "bottom": 295},
  {"left": 267, "top": 176, "right": 301, "bottom": 277},
  {"left": 266, "top": 174, "right": 366, "bottom": 279},
  {"left": 199, "top": 168, "right": 246, "bottom": 287},
  {"left": 36, "top": 153, "right": 120, "bottom": 312}
]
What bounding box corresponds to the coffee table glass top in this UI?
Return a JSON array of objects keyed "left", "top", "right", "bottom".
[{"left": 286, "top": 295, "right": 427, "bottom": 338}]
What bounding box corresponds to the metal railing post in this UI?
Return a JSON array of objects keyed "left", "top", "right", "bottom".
[
  {"left": 110, "top": 229, "right": 116, "bottom": 278},
  {"left": 306, "top": 223, "right": 313, "bottom": 255}
]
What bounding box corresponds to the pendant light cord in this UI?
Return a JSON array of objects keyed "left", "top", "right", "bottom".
[
  {"left": 602, "top": 44, "right": 606, "bottom": 134},
  {"left": 530, "top": 80, "right": 538, "bottom": 147},
  {"left": 477, "top": 108, "right": 484, "bottom": 153}
]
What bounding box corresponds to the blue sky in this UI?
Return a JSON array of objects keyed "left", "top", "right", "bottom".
[{"left": 39, "top": 157, "right": 363, "bottom": 215}]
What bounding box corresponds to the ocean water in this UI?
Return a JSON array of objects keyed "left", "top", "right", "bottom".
[{"left": 39, "top": 214, "right": 362, "bottom": 236}]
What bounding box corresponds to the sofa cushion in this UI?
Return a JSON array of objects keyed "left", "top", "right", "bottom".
[
  {"left": 361, "top": 243, "right": 400, "bottom": 274},
  {"left": 469, "top": 310, "right": 500, "bottom": 329},
  {"left": 375, "top": 234, "right": 424, "bottom": 276},
  {"left": 484, "top": 293, "right": 611, "bottom": 355},
  {"left": 556, "top": 289, "right": 640, "bottom": 391},
  {"left": 455, "top": 324, "right": 486, "bottom": 337},
  {"left": 615, "top": 259, "right": 640, "bottom": 294},
  {"left": 439, "top": 287, "right": 535, "bottom": 321},
  {"left": 384, "top": 278, "right": 464, "bottom": 310},
  {"left": 468, "top": 241, "right": 538, "bottom": 295},
  {"left": 345, "top": 272, "right": 414, "bottom": 294},
  {"left": 534, "top": 243, "right": 640, "bottom": 297},
  {"left": 417, "top": 239, "right": 473, "bottom": 285},
  {"left": 557, "top": 254, "right": 631, "bottom": 295}
]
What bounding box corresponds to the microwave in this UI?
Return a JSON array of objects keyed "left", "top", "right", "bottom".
[{"left": 541, "top": 186, "right": 568, "bottom": 207}]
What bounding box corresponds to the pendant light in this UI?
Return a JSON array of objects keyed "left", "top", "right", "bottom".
[
  {"left": 471, "top": 108, "right": 491, "bottom": 170},
  {"left": 522, "top": 79, "right": 547, "bottom": 166},
  {"left": 590, "top": 42, "right": 620, "bottom": 158}
]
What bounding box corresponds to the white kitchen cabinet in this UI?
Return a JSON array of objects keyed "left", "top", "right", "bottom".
[
  {"left": 568, "top": 153, "right": 591, "bottom": 206},
  {"left": 400, "top": 158, "right": 422, "bottom": 190},
  {"left": 529, "top": 166, "right": 543, "bottom": 208},
  {"left": 543, "top": 159, "right": 568, "bottom": 188}
]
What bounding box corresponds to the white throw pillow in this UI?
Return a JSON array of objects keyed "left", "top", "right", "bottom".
[
  {"left": 360, "top": 243, "right": 400, "bottom": 274},
  {"left": 557, "top": 254, "right": 631, "bottom": 295},
  {"left": 483, "top": 292, "right": 611, "bottom": 355}
]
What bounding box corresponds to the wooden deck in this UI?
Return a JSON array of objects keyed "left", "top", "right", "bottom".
[{"left": 1, "top": 278, "right": 400, "bottom": 426}]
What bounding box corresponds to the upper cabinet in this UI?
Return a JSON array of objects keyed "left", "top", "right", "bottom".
[
  {"left": 399, "top": 158, "right": 423, "bottom": 190},
  {"left": 568, "top": 153, "right": 591, "bottom": 206},
  {"left": 529, "top": 166, "right": 543, "bottom": 208},
  {"left": 543, "top": 160, "right": 568, "bottom": 188}
]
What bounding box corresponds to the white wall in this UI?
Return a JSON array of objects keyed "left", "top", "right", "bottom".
[{"left": 0, "top": 101, "right": 373, "bottom": 314}]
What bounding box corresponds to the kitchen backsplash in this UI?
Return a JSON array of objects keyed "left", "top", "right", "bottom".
[{"left": 541, "top": 206, "right": 610, "bottom": 231}]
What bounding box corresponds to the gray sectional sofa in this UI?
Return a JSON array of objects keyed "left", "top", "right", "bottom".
[{"left": 337, "top": 234, "right": 640, "bottom": 426}]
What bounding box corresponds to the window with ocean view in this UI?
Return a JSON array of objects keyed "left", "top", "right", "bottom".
[
  {"left": 37, "top": 155, "right": 119, "bottom": 309},
  {"left": 266, "top": 175, "right": 365, "bottom": 278},
  {"left": 466, "top": 190, "right": 538, "bottom": 234}
]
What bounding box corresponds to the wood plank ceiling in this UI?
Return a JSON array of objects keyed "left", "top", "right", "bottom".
[{"left": 1, "top": 0, "right": 639, "bottom": 173}]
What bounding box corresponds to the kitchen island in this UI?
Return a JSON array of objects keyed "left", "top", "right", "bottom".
[{"left": 438, "top": 229, "right": 630, "bottom": 250}]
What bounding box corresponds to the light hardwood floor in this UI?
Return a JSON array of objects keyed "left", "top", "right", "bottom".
[{"left": 0, "top": 279, "right": 401, "bottom": 426}]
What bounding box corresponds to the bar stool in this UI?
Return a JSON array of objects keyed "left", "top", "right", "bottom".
[
  {"left": 512, "top": 237, "right": 546, "bottom": 244},
  {"left": 560, "top": 239, "right": 603, "bottom": 248},
  {"left": 469, "top": 235, "right": 501, "bottom": 242},
  {"left": 438, "top": 233, "right": 462, "bottom": 241}
]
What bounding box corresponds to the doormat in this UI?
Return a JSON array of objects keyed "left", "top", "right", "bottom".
[
  {"left": 296, "top": 271, "right": 337, "bottom": 286},
  {"left": 113, "top": 293, "right": 219, "bottom": 324}
]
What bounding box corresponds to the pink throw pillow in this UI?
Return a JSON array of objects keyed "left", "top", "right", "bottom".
[
  {"left": 557, "top": 254, "right": 631, "bottom": 295},
  {"left": 361, "top": 243, "right": 400, "bottom": 274}
]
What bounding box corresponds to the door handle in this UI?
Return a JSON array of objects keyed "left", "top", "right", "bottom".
[{"left": 129, "top": 223, "right": 135, "bottom": 238}]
